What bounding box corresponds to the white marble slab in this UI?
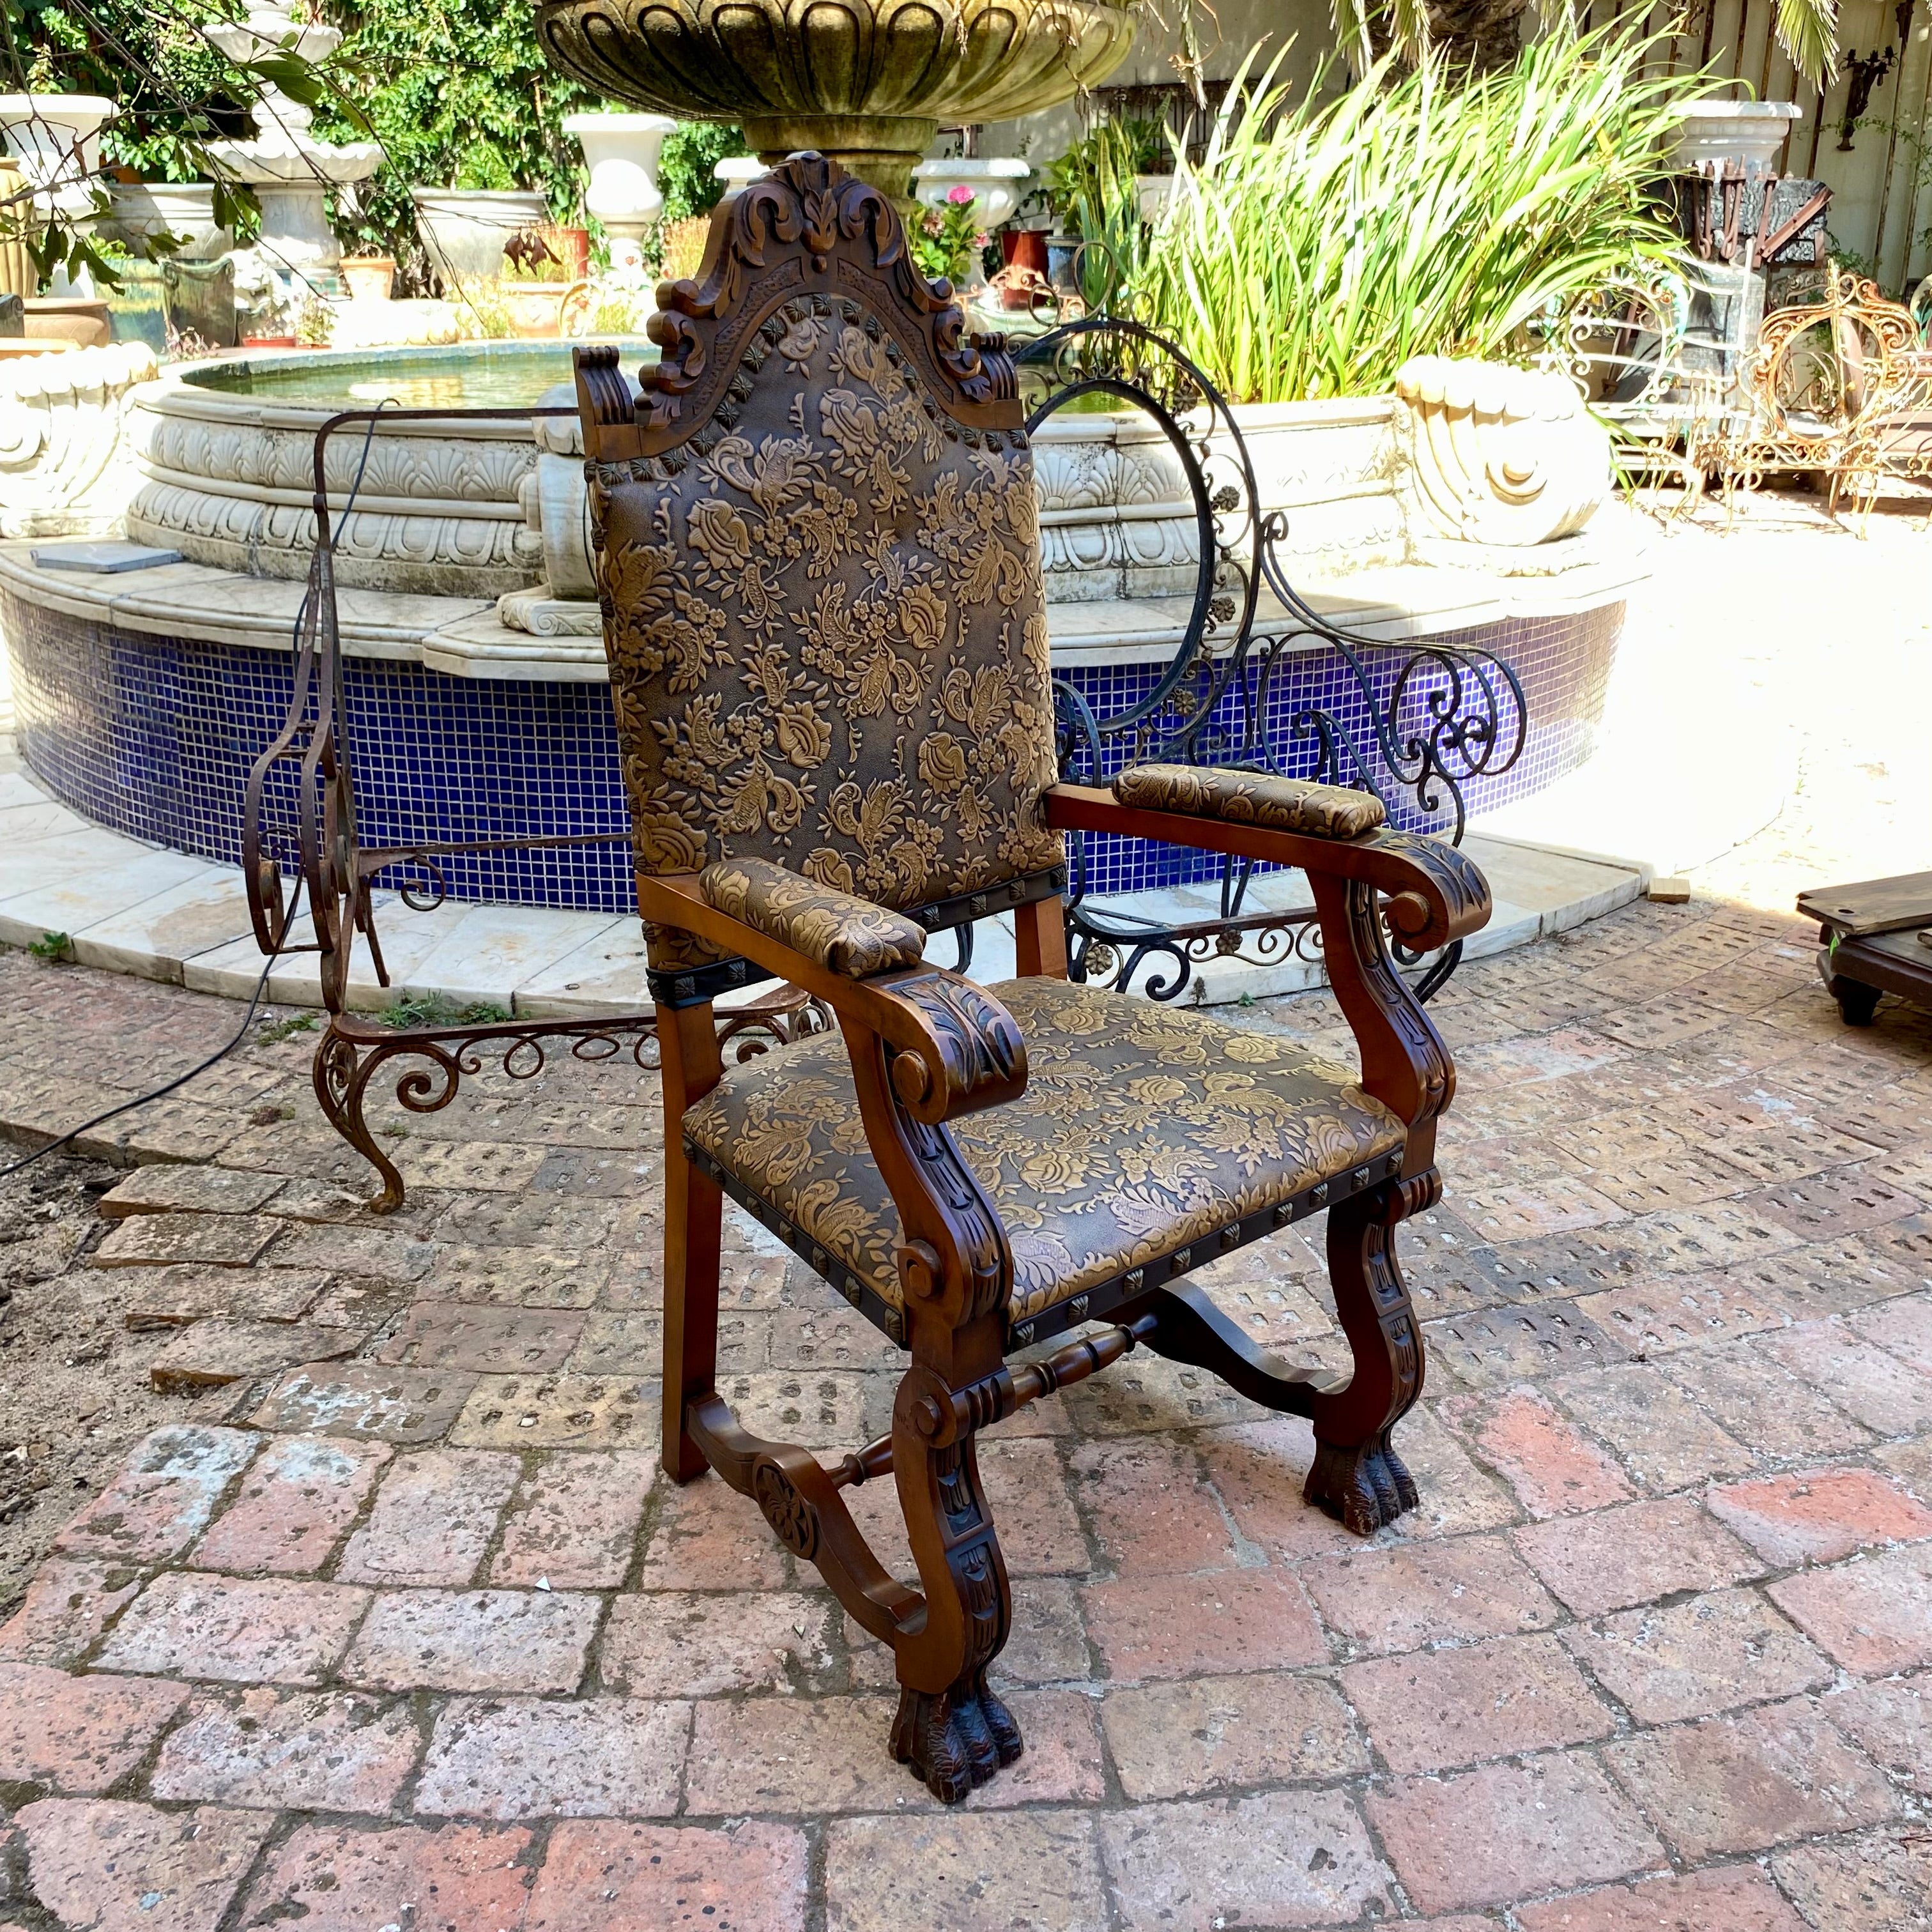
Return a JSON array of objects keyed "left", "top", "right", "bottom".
[{"left": 69, "top": 868, "right": 257, "bottom": 982}]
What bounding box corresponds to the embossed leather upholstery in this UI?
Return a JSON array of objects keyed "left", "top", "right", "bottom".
[
  {"left": 1114, "top": 764, "right": 1389, "bottom": 839},
  {"left": 588, "top": 285, "right": 1064, "bottom": 972},
  {"left": 700, "top": 855, "right": 928, "bottom": 977},
  {"left": 683, "top": 976, "right": 1407, "bottom": 1340}
]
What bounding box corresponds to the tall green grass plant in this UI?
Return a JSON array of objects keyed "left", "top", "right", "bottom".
[{"left": 1136, "top": 23, "right": 1710, "bottom": 403}]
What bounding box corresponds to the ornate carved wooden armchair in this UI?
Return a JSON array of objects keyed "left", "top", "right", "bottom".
[{"left": 574, "top": 154, "right": 1492, "bottom": 1802}]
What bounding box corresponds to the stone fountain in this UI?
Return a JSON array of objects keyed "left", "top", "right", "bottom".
[
  {"left": 201, "top": 0, "right": 384, "bottom": 298},
  {"left": 533, "top": 0, "right": 1140, "bottom": 203}
]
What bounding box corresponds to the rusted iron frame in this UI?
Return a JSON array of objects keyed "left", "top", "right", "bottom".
[{"left": 242, "top": 402, "right": 816, "bottom": 1213}]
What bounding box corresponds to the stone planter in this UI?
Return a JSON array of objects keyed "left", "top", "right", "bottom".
[
  {"left": 564, "top": 112, "right": 675, "bottom": 270},
  {"left": 1670, "top": 100, "right": 1803, "bottom": 167},
  {"left": 0, "top": 95, "right": 117, "bottom": 198},
  {"left": 910, "top": 158, "right": 1031, "bottom": 228},
  {"left": 102, "top": 183, "right": 231, "bottom": 262},
  {"left": 411, "top": 189, "right": 549, "bottom": 286},
  {"left": 340, "top": 257, "right": 395, "bottom": 303},
  {"left": 498, "top": 283, "right": 572, "bottom": 339}
]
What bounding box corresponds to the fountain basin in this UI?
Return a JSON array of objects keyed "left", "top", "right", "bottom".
[{"left": 8, "top": 336, "right": 1638, "bottom": 913}]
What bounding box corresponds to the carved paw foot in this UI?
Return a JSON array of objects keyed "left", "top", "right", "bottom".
[
  {"left": 890, "top": 1673, "right": 1024, "bottom": 1804},
  {"left": 1305, "top": 1433, "right": 1420, "bottom": 1535}
]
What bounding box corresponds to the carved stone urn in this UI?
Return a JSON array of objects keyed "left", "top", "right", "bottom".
[{"left": 532, "top": 0, "right": 1139, "bottom": 203}]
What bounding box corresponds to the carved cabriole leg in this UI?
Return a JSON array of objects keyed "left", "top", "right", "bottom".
[
  {"left": 656, "top": 998, "right": 724, "bottom": 1484},
  {"left": 1305, "top": 1169, "right": 1437, "bottom": 1535},
  {"left": 1013, "top": 892, "right": 1069, "bottom": 979}
]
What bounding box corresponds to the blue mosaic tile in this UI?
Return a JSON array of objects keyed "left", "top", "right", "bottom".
[{"left": 3, "top": 589, "right": 1620, "bottom": 914}]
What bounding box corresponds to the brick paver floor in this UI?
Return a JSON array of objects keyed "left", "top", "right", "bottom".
[{"left": 1, "top": 879, "right": 1929, "bottom": 1930}]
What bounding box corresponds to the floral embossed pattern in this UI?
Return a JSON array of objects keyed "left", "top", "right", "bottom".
[
  {"left": 589, "top": 293, "right": 1065, "bottom": 969},
  {"left": 1113, "top": 764, "right": 1389, "bottom": 840},
  {"left": 682, "top": 976, "right": 1406, "bottom": 1324},
  {"left": 699, "top": 854, "right": 927, "bottom": 977}
]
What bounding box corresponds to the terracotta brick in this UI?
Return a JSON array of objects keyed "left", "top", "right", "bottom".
[
  {"left": 1575, "top": 1271, "right": 1792, "bottom": 1355},
  {"left": 272, "top": 1220, "right": 440, "bottom": 1283},
  {"left": 1513, "top": 1864, "right": 1808, "bottom": 1931},
  {"left": 1071, "top": 1437, "right": 1238, "bottom": 1577},
  {"left": 1772, "top": 1830, "right": 1932, "bottom": 1932},
  {"left": 1564, "top": 1586, "right": 1830, "bottom": 1724},
  {"left": 687, "top": 1689, "right": 1103, "bottom": 1814},
  {"left": 376, "top": 1301, "right": 588, "bottom": 1373},
  {"left": 448, "top": 1372, "right": 656, "bottom": 1450},
  {"left": 0, "top": 1557, "right": 141, "bottom": 1666},
  {"left": 150, "top": 1319, "right": 360, "bottom": 1392},
  {"left": 1823, "top": 1671, "right": 1932, "bottom": 1791},
  {"left": 1384, "top": 1405, "right": 1520, "bottom": 1535},
  {"left": 1305, "top": 1533, "right": 1561, "bottom": 1657},
  {"left": 122, "top": 1264, "right": 327, "bottom": 1330},
  {"left": 1706, "top": 1465, "right": 1932, "bottom": 1565},
  {"left": 525, "top": 1820, "right": 808, "bottom": 1931},
  {"left": 1099, "top": 1790, "right": 1394, "bottom": 1931},
  {"left": 0, "top": 1662, "right": 188, "bottom": 1793},
  {"left": 99, "top": 1165, "right": 287, "bottom": 1218},
  {"left": 489, "top": 1448, "right": 657, "bottom": 1587},
  {"left": 17, "top": 1798, "right": 270, "bottom": 1932},
  {"left": 638, "top": 1472, "right": 790, "bottom": 1590},
  {"left": 847, "top": 1578, "right": 1091, "bottom": 1692},
  {"left": 1436, "top": 1387, "right": 1635, "bottom": 1517},
  {"left": 1100, "top": 1669, "right": 1365, "bottom": 1800},
  {"left": 1770, "top": 1544, "right": 1932, "bottom": 1671},
  {"left": 425, "top": 1242, "right": 610, "bottom": 1308},
  {"left": 1750, "top": 1171, "right": 1923, "bottom": 1239},
  {"left": 93, "top": 1211, "right": 281, "bottom": 1269},
  {"left": 1768, "top": 1321, "right": 1932, "bottom": 1434},
  {"left": 53, "top": 1424, "right": 257, "bottom": 1565},
  {"left": 719, "top": 1370, "right": 875, "bottom": 1451},
  {"left": 1342, "top": 1634, "right": 1612, "bottom": 1772},
  {"left": 600, "top": 1590, "right": 837, "bottom": 1698},
  {"left": 1549, "top": 1365, "right": 1754, "bottom": 1489},
  {"left": 1199, "top": 1416, "right": 1358, "bottom": 1562},
  {"left": 337, "top": 1448, "right": 521, "bottom": 1586},
  {"left": 1512, "top": 1496, "right": 1762, "bottom": 1616},
  {"left": 569, "top": 1310, "right": 663, "bottom": 1375},
  {"left": 1082, "top": 1565, "right": 1325, "bottom": 1682},
  {"left": 192, "top": 1434, "right": 390, "bottom": 1575},
  {"left": 1367, "top": 1756, "right": 1664, "bottom": 1916},
  {"left": 95, "top": 1573, "right": 369, "bottom": 1685},
  {"left": 1852, "top": 1287, "right": 1932, "bottom": 1368},
  {"left": 252, "top": 1362, "right": 475, "bottom": 1444},
  {"left": 978, "top": 1435, "right": 1087, "bottom": 1576},
  {"left": 1874, "top": 1431, "right": 1932, "bottom": 1505},
  {"left": 150, "top": 1686, "right": 422, "bottom": 1811},
  {"left": 825, "top": 1811, "right": 1104, "bottom": 1932},
  {"left": 237, "top": 1821, "right": 534, "bottom": 1932},
  {"left": 343, "top": 1588, "right": 601, "bottom": 1693},
  {"left": 415, "top": 1695, "right": 687, "bottom": 1819},
  {"left": 1424, "top": 1302, "right": 1629, "bottom": 1390},
  {"left": 1605, "top": 1695, "right": 1896, "bottom": 1858},
  {"left": 1663, "top": 1345, "right": 1874, "bottom": 1460}
]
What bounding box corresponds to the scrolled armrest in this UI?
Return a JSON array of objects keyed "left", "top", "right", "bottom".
[
  {"left": 698, "top": 855, "right": 928, "bottom": 978},
  {"left": 1114, "top": 763, "right": 1388, "bottom": 841}
]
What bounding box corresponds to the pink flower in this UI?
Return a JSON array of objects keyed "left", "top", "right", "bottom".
[{"left": 946, "top": 184, "right": 975, "bottom": 206}]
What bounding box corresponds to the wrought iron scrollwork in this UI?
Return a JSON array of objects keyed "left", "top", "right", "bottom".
[{"left": 1013, "top": 317, "right": 1529, "bottom": 1006}]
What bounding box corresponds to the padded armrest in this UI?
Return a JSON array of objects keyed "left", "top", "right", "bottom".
[
  {"left": 1113, "top": 764, "right": 1387, "bottom": 841},
  {"left": 698, "top": 855, "right": 928, "bottom": 978}
]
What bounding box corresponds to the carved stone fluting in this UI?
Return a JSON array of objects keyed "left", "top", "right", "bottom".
[
  {"left": 1394, "top": 356, "right": 1610, "bottom": 546},
  {"left": 0, "top": 342, "right": 160, "bottom": 537},
  {"left": 533, "top": 0, "right": 1138, "bottom": 203},
  {"left": 124, "top": 381, "right": 545, "bottom": 595}
]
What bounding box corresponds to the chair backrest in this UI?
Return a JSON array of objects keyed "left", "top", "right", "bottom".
[{"left": 576, "top": 153, "right": 1066, "bottom": 973}]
